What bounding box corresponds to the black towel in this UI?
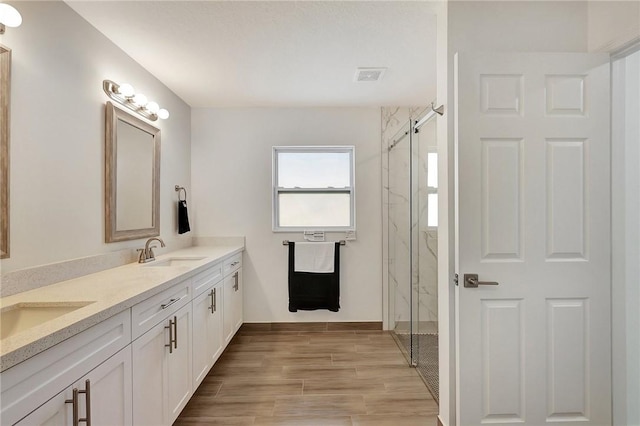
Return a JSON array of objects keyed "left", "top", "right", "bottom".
[
  {"left": 288, "top": 242, "right": 340, "bottom": 312},
  {"left": 178, "top": 200, "right": 190, "bottom": 234}
]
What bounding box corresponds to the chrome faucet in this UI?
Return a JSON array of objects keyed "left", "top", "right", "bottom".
[{"left": 137, "top": 237, "right": 166, "bottom": 263}]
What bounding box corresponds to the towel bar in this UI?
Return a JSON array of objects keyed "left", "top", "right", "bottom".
[{"left": 283, "top": 240, "right": 346, "bottom": 246}]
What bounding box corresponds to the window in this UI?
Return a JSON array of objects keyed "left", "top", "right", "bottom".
[{"left": 273, "top": 146, "right": 355, "bottom": 231}]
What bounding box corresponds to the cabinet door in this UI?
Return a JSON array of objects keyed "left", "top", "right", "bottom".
[
  {"left": 192, "top": 283, "right": 223, "bottom": 388},
  {"left": 167, "top": 303, "right": 192, "bottom": 424},
  {"left": 222, "top": 274, "right": 234, "bottom": 343},
  {"left": 1, "top": 311, "right": 130, "bottom": 426},
  {"left": 77, "top": 346, "right": 132, "bottom": 426},
  {"left": 233, "top": 268, "right": 243, "bottom": 333},
  {"left": 16, "top": 347, "right": 133, "bottom": 426},
  {"left": 15, "top": 389, "right": 72, "bottom": 426},
  {"left": 132, "top": 319, "right": 169, "bottom": 426},
  {"left": 209, "top": 283, "right": 224, "bottom": 362},
  {"left": 223, "top": 270, "right": 243, "bottom": 343}
]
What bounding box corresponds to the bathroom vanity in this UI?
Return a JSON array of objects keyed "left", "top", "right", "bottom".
[{"left": 0, "top": 245, "right": 244, "bottom": 425}]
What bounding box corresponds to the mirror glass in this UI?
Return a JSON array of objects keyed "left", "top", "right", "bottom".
[
  {"left": 1, "top": 45, "right": 11, "bottom": 259},
  {"left": 105, "top": 101, "right": 160, "bottom": 242}
]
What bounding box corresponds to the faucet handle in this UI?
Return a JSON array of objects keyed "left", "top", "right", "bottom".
[
  {"left": 136, "top": 248, "right": 146, "bottom": 263},
  {"left": 148, "top": 245, "right": 158, "bottom": 259}
]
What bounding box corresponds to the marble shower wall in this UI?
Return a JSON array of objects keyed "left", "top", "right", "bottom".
[
  {"left": 416, "top": 118, "right": 438, "bottom": 323},
  {"left": 382, "top": 106, "right": 438, "bottom": 328}
]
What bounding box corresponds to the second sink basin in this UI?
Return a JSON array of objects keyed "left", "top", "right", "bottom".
[
  {"left": 1, "top": 301, "right": 95, "bottom": 340},
  {"left": 144, "top": 257, "right": 206, "bottom": 267}
]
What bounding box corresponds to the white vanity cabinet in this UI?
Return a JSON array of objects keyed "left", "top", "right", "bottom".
[
  {"left": 132, "top": 281, "right": 193, "bottom": 426},
  {"left": 1, "top": 310, "right": 131, "bottom": 426},
  {"left": 16, "top": 346, "right": 133, "bottom": 426},
  {"left": 1, "top": 248, "right": 244, "bottom": 426},
  {"left": 192, "top": 279, "right": 223, "bottom": 388},
  {"left": 222, "top": 253, "right": 243, "bottom": 344}
]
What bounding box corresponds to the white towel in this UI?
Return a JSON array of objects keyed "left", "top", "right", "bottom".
[{"left": 294, "top": 242, "right": 335, "bottom": 273}]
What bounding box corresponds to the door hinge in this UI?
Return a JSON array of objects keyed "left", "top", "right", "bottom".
[{"left": 454, "top": 273, "right": 459, "bottom": 286}]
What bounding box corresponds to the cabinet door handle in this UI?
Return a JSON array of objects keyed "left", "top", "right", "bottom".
[
  {"left": 233, "top": 272, "right": 239, "bottom": 291},
  {"left": 209, "top": 289, "right": 215, "bottom": 313},
  {"left": 213, "top": 288, "right": 217, "bottom": 312},
  {"left": 78, "top": 379, "right": 91, "bottom": 426},
  {"left": 161, "top": 298, "right": 179, "bottom": 310},
  {"left": 173, "top": 315, "right": 178, "bottom": 350},
  {"left": 165, "top": 317, "right": 174, "bottom": 353},
  {"left": 65, "top": 388, "right": 79, "bottom": 426}
]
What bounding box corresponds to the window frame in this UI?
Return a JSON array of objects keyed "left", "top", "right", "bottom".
[
  {"left": 272, "top": 146, "right": 356, "bottom": 232},
  {"left": 425, "top": 147, "right": 438, "bottom": 230}
]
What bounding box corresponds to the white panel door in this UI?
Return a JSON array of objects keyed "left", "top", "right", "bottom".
[{"left": 456, "top": 53, "right": 610, "bottom": 425}]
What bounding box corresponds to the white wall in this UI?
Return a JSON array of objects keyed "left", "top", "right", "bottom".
[
  {"left": 0, "top": 2, "right": 192, "bottom": 274},
  {"left": 612, "top": 47, "right": 640, "bottom": 426},
  {"left": 449, "top": 1, "right": 589, "bottom": 54},
  {"left": 191, "top": 108, "right": 381, "bottom": 322},
  {"left": 588, "top": 1, "right": 640, "bottom": 52}
]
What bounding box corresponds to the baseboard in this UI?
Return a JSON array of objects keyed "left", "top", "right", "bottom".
[{"left": 241, "top": 321, "right": 383, "bottom": 332}]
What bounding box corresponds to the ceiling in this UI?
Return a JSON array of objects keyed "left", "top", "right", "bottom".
[{"left": 67, "top": 1, "right": 438, "bottom": 108}]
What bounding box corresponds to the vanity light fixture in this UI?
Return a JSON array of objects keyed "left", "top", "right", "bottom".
[
  {"left": 0, "top": 3, "right": 22, "bottom": 34},
  {"left": 103, "top": 79, "right": 169, "bottom": 122}
]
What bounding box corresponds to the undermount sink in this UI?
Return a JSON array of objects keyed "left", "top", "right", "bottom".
[
  {"left": 143, "top": 257, "right": 206, "bottom": 267},
  {"left": 0, "top": 301, "right": 95, "bottom": 340}
]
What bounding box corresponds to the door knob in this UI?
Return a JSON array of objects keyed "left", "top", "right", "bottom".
[{"left": 464, "top": 274, "right": 499, "bottom": 288}]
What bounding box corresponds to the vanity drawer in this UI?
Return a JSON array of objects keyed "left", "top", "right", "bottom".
[
  {"left": 192, "top": 262, "right": 223, "bottom": 297},
  {"left": 131, "top": 279, "right": 191, "bottom": 340},
  {"left": 223, "top": 253, "right": 242, "bottom": 276}
]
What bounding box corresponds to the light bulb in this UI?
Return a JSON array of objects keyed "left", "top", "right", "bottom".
[
  {"left": 146, "top": 101, "right": 160, "bottom": 114},
  {"left": 0, "top": 3, "right": 22, "bottom": 28},
  {"left": 158, "top": 109, "right": 170, "bottom": 120},
  {"left": 118, "top": 83, "right": 135, "bottom": 98},
  {"left": 132, "top": 93, "right": 148, "bottom": 107}
]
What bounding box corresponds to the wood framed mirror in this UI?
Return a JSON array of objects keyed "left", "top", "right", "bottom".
[
  {"left": 1, "top": 45, "right": 11, "bottom": 259},
  {"left": 105, "top": 101, "right": 160, "bottom": 242}
]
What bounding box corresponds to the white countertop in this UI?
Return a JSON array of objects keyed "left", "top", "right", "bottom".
[{"left": 0, "top": 245, "right": 243, "bottom": 372}]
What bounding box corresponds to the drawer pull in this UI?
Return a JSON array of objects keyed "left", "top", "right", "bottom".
[
  {"left": 161, "top": 298, "right": 179, "bottom": 310},
  {"left": 230, "top": 261, "right": 240, "bottom": 267}
]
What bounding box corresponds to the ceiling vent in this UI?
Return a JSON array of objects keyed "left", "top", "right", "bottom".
[{"left": 354, "top": 67, "right": 386, "bottom": 82}]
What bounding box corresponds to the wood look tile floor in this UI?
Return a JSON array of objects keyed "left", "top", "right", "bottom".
[{"left": 174, "top": 328, "right": 438, "bottom": 426}]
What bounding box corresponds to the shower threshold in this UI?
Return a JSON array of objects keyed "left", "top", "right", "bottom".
[{"left": 392, "top": 331, "right": 439, "bottom": 404}]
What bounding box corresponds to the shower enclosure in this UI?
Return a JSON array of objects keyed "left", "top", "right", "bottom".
[{"left": 386, "top": 105, "right": 440, "bottom": 401}]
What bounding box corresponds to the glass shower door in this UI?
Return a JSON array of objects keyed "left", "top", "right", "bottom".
[{"left": 388, "top": 120, "right": 420, "bottom": 367}]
